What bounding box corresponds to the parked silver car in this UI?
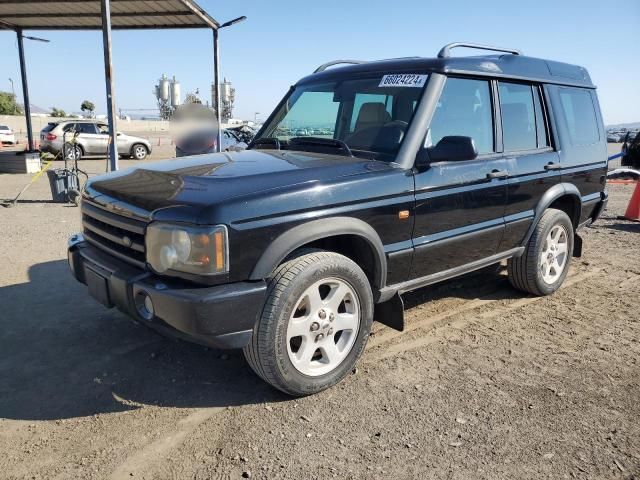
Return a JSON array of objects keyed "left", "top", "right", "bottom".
[{"left": 40, "top": 120, "right": 152, "bottom": 160}]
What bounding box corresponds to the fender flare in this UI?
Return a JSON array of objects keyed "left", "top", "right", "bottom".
[
  {"left": 523, "top": 182, "right": 582, "bottom": 244},
  {"left": 249, "top": 217, "right": 387, "bottom": 288}
]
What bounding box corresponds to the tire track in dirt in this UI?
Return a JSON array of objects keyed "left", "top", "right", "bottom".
[
  {"left": 107, "top": 268, "right": 634, "bottom": 478},
  {"left": 109, "top": 407, "right": 224, "bottom": 480},
  {"left": 366, "top": 268, "right": 602, "bottom": 363},
  {"left": 368, "top": 292, "right": 508, "bottom": 349}
]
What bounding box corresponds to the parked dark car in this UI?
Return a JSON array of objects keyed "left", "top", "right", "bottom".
[
  {"left": 68, "top": 43, "right": 608, "bottom": 396},
  {"left": 175, "top": 128, "right": 247, "bottom": 157},
  {"left": 621, "top": 131, "right": 640, "bottom": 169},
  {"left": 227, "top": 124, "right": 257, "bottom": 144}
]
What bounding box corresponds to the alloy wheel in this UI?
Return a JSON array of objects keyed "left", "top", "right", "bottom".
[
  {"left": 286, "top": 277, "right": 360, "bottom": 376},
  {"left": 134, "top": 145, "right": 147, "bottom": 159},
  {"left": 540, "top": 224, "right": 568, "bottom": 284}
]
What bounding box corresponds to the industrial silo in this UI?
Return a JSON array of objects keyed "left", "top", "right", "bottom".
[
  {"left": 170, "top": 76, "right": 181, "bottom": 107},
  {"left": 158, "top": 74, "right": 170, "bottom": 101}
]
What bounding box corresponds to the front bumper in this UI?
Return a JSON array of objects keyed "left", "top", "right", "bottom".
[{"left": 68, "top": 236, "right": 266, "bottom": 349}]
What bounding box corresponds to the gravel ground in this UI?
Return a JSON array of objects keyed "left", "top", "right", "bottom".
[{"left": 0, "top": 150, "right": 638, "bottom": 479}]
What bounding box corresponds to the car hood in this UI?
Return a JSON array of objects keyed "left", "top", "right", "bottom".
[{"left": 85, "top": 149, "right": 393, "bottom": 217}]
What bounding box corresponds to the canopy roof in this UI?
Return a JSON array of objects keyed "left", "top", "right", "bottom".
[{"left": 0, "top": 0, "right": 220, "bottom": 31}]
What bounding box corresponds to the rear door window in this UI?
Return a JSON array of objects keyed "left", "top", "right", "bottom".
[
  {"left": 498, "top": 82, "right": 537, "bottom": 151},
  {"left": 558, "top": 87, "right": 599, "bottom": 145},
  {"left": 533, "top": 87, "right": 549, "bottom": 148},
  {"left": 428, "top": 77, "right": 494, "bottom": 155},
  {"left": 77, "top": 123, "right": 98, "bottom": 134}
]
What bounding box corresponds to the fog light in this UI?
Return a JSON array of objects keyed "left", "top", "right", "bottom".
[{"left": 135, "top": 291, "right": 155, "bottom": 321}]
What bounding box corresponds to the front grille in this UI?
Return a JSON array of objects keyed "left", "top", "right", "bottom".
[{"left": 81, "top": 202, "right": 147, "bottom": 268}]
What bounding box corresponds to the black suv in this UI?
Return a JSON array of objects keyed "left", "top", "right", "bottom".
[{"left": 69, "top": 43, "right": 608, "bottom": 395}]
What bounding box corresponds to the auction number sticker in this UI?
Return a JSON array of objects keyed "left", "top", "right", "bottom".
[{"left": 379, "top": 74, "right": 427, "bottom": 88}]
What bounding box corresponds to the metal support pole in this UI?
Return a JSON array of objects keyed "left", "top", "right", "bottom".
[
  {"left": 100, "top": 0, "right": 118, "bottom": 171},
  {"left": 16, "top": 29, "right": 34, "bottom": 152},
  {"left": 213, "top": 28, "right": 222, "bottom": 153}
]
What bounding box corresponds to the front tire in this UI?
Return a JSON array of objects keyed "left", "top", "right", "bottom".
[
  {"left": 508, "top": 208, "right": 574, "bottom": 296},
  {"left": 243, "top": 250, "right": 374, "bottom": 396},
  {"left": 131, "top": 144, "right": 148, "bottom": 160}
]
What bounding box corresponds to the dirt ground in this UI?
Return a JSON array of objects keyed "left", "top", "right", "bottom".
[{"left": 0, "top": 147, "right": 638, "bottom": 479}]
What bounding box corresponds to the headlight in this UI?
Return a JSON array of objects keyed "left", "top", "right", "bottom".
[{"left": 146, "top": 223, "right": 228, "bottom": 275}]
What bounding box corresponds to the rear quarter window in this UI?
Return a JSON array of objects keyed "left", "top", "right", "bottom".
[
  {"left": 558, "top": 87, "right": 599, "bottom": 145},
  {"left": 41, "top": 123, "right": 57, "bottom": 133}
]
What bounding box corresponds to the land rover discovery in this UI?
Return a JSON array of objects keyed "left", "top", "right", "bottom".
[{"left": 68, "top": 43, "right": 608, "bottom": 395}]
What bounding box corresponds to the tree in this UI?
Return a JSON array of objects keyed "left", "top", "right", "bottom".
[
  {"left": 50, "top": 107, "right": 66, "bottom": 118},
  {"left": 0, "top": 91, "right": 22, "bottom": 115},
  {"left": 80, "top": 100, "right": 95, "bottom": 118}
]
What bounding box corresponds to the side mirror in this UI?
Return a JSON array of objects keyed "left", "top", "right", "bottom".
[{"left": 426, "top": 136, "right": 478, "bottom": 163}]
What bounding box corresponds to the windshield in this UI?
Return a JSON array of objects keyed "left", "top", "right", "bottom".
[{"left": 254, "top": 73, "right": 428, "bottom": 160}]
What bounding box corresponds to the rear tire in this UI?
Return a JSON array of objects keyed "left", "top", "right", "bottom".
[
  {"left": 243, "top": 250, "right": 374, "bottom": 396},
  {"left": 63, "top": 143, "right": 82, "bottom": 161},
  {"left": 507, "top": 208, "right": 574, "bottom": 296}
]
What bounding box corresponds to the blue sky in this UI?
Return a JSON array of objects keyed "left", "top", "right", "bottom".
[{"left": 1, "top": 0, "right": 638, "bottom": 125}]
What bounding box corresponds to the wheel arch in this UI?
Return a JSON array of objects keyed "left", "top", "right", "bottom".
[
  {"left": 523, "top": 183, "right": 582, "bottom": 245},
  {"left": 249, "top": 217, "right": 387, "bottom": 289}
]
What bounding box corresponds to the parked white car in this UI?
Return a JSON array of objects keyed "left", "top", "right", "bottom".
[{"left": 0, "top": 125, "right": 16, "bottom": 145}]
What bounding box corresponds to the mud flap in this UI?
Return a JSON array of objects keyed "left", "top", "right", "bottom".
[
  {"left": 573, "top": 232, "right": 583, "bottom": 257},
  {"left": 373, "top": 293, "right": 405, "bottom": 331}
]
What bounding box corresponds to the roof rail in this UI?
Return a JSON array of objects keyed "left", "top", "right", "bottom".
[
  {"left": 314, "top": 59, "right": 367, "bottom": 73},
  {"left": 438, "top": 42, "right": 522, "bottom": 59}
]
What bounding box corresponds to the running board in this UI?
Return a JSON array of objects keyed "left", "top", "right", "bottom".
[{"left": 378, "top": 247, "right": 524, "bottom": 301}]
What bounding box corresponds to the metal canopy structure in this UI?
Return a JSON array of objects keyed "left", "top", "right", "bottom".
[
  {"left": 0, "top": 0, "right": 244, "bottom": 170},
  {"left": 0, "top": 0, "right": 219, "bottom": 30}
]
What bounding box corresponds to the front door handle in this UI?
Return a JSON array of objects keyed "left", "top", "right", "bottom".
[
  {"left": 486, "top": 169, "right": 508, "bottom": 179},
  {"left": 544, "top": 162, "right": 562, "bottom": 171}
]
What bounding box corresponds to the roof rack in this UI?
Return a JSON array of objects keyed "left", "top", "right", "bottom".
[
  {"left": 438, "top": 42, "right": 522, "bottom": 59},
  {"left": 314, "top": 59, "right": 367, "bottom": 73}
]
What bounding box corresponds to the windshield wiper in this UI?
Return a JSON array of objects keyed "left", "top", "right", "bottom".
[{"left": 289, "top": 137, "right": 353, "bottom": 157}]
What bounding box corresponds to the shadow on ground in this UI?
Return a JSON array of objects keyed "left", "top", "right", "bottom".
[
  {"left": 0, "top": 260, "right": 288, "bottom": 421},
  {"left": 603, "top": 222, "right": 640, "bottom": 233},
  {"left": 0, "top": 259, "right": 515, "bottom": 421}
]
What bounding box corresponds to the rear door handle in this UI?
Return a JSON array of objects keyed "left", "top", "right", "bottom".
[
  {"left": 544, "top": 162, "right": 562, "bottom": 171},
  {"left": 486, "top": 169, "right": 508, "bottom": 179}
]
